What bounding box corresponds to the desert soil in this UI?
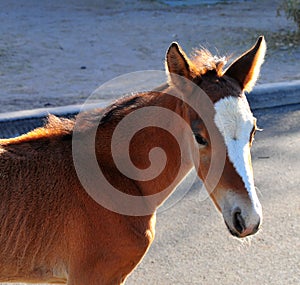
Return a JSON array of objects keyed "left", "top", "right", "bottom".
[{"left": 1, "top": 0, "right": 300, "bottom": 113}]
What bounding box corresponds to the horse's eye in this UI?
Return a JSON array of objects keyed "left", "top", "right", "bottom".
[{"left": 195, "top": 134, "right": 208, "bottom": 146}]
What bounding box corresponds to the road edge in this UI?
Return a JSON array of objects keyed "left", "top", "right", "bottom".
[{"left": 0, "top": 80, "right": 299, "bottom": 138}]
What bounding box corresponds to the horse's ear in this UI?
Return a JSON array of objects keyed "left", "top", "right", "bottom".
[
  {"left": 224, "top": 36, "right": 266, "bottom": 92},
  {"left": 166, "top": 42, "right": 193, "bottom": 90}
]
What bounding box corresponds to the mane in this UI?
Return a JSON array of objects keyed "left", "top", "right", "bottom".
[
  {"left": 99, "top": 93, "right": 145, "bottom": 126},
  {"left": 0, "top": 115, "right": 74, "bottom": 145},
  {"left": 190, "top": 48, "right": 227, "bottom": 76}
]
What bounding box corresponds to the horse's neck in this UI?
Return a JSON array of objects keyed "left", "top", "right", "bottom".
[
  {"left": 128, "top": 88, "right": 194, "bottom": 206},
  {"left": 95, "top": 88, "right": 194, "bottom": 212}
]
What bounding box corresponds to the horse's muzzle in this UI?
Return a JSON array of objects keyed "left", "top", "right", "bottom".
[{"left": 225, "top": 207, "right": 261, "bottom": 238}]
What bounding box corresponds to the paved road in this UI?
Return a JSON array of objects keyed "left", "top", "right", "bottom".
[
  {"left": 128, "top": 104, "right": 300, "bottom": 284},
  {"left": 2, "top": 103, "right": 299, "bottom": 285}
]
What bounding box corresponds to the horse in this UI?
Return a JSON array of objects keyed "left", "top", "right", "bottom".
[{"left": 0, "top": 36, "right": 266, "bottom": 284}]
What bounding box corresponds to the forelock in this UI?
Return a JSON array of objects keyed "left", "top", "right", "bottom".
[{"left": 191, "top": 48, "right": 227, "bottom": 76}]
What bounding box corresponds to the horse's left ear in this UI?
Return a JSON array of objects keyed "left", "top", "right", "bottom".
[
  {"left": 224, "top": 36, "right": 266, "bottom": 92},
  {"left": 166, "top": 42, "right": 195, "bottom": 91}
]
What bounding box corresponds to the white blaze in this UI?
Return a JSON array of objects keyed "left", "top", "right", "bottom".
[{"left": 214, "top": 96, "right": 261, "bottom": 213}]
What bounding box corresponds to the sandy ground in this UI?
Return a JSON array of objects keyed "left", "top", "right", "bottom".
[
  {"left": 1, "top": 1, "right": 300, "bottom": 285},
  {"left": 1, "top": 0, "right": 300, "bottom": 113}
]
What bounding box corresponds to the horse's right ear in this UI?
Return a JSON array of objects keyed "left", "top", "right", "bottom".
[
  {"left": 224, "top": 36, "right": 266, "bottom": 92},
  {"left": 166, "top": 42, "right": 194, "bottom": 90}
]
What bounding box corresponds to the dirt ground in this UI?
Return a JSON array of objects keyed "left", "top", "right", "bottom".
[
  {"left": 1, "top": 1, "right": 300, "bottom": 285},
  {"left": 1, "top": 0, "right": 300, "bottom": 113}
]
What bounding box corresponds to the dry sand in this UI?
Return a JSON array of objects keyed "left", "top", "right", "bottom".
[{"left": 1, "top": 0, "right": 299, "bottom": 113}]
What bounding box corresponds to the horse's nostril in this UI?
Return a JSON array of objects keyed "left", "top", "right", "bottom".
[{"left": 233, "top": 208, "right": 246, "bottom": 234}]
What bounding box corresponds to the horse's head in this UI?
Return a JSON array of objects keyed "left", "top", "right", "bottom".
[{"left": 166, "top": 37, "right": 266, "bottom": 238}]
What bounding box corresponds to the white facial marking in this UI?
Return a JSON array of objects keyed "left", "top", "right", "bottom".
[{"left": 214, "top": 96, "right": 261, "bottom": 213}]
